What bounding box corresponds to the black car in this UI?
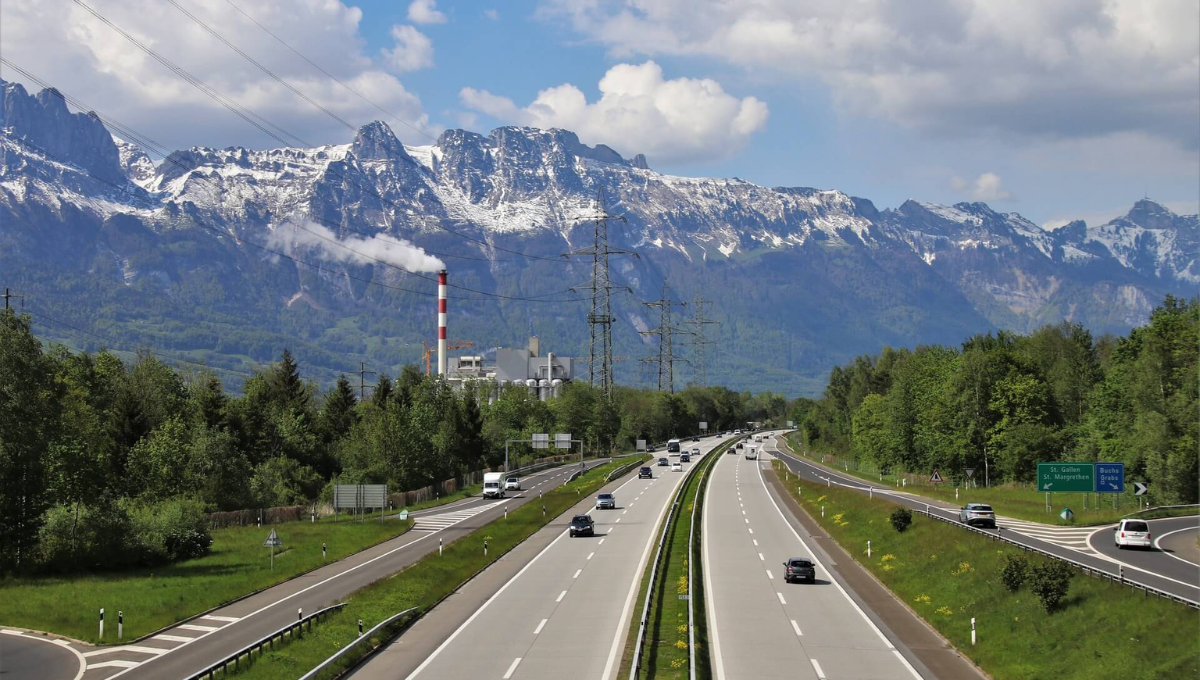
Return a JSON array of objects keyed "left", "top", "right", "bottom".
[
  {"left": 569, "top": 514, "right": 595, "bottom": 537},
  {"left": 658, "top": 457, "right": 669, "bottom": 466},
  {"left": 680, "top": 453, "right": 690, "bottom": 463},
  {"left": 647, "top": 445, "right": 657, "bottom": 453},
  {"left": 638, "top": 466, "right": 653, "bottom": 479},
  {"left": 783, "top": 557, "right": 816, "bottom": 584},
  {"left": 692, "top": 436, "right": 700, "bottom": 442},
  {"left": 736, "top": 442, "right": 744, "bottom": 449}
]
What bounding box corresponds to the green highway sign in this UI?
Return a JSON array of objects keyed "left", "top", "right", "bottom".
[{"left": 1037, "top": 463, "right": 1095, "bottom": 493}]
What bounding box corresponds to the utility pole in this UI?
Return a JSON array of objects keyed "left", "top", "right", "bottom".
[
  {"left": 353, "top": 361, "right": 376, "bottom": 401},
  {"left": 3, "top": 288, "right": 24, "bottom": 311},
  {"left": 640, "top": 282, "right": 690, "bottom": 393},
  {"left": 682, "top": 296, "right": 720, "bottom": 387},
  {"left": 569, "top": 188, "right": 636, "bottom": 399}
]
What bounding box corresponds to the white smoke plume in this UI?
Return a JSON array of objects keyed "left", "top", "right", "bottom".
[{"left": 268, "top": 220, "right": 445, "bottom": 273}]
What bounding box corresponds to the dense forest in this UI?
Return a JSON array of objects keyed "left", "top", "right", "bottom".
[
  {"left": 789, "top": 296, "right": 1198, "bottom": 504},
  {"left": 0, "top": 309, "right": 786, "bottom": 574}
]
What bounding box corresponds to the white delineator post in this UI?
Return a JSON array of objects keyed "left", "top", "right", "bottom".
[{"left": 437, "top": 269, "right": 448, "bottom": 376}]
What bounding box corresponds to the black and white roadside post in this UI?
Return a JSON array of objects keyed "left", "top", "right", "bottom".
[
  {"left": 971, "top": 617, "right": 976, "bottom": 646},
  {"left": 484, "top": 539, "right": 488, "bottom": 557},
  {"left": 322, "top": 542, "right": 327, "bottom": 561},
  {"left": 439, "top": 537, "right": 443, "bottom": 556},
  {"left": 358, "top": 619, "right": 364, "bottom": 636},
  {"left": 298, "top": 608, "right": 303, "bottom": 621},
  {"left": 118, "top": 611, "right": 123, "bottom": 641},
  {"left": 99, "top": 608, "right": 104, "bottom": 640},
  {"left": 867, "top": 540, "right": 871, "bottom": 558}
]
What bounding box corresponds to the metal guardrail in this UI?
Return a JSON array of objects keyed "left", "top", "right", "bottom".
[
  {"left": 913, "top": 507, "right": 1200, "bottom": 609},
  {"left": 607, "top": 457, "right": 650, "bottom": 483},
  {"left": 1122, "top": 504, "right": 1200, "bottom": 519},
  {"left": 183, "top": 603, "right": 346, "bottom": 680},
  {"left": 297, "top": 607, "right": 419, "bottom": 680}
]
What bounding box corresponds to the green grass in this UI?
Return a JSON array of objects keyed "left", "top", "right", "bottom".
[
  {"left": 0, "top": 518, "right": 412, "bottom": 643},
  {"left": 225, "top": 456, "right": 646, "bottom": 680},
  {"left": 771, "top": 460, "right": 1200, "bottom": 680},
  {"left": 779, "top": 433, "right": 1173, "bottom": 526},
  {"left": 622, "top": 439, "right": 732, "bottom": 679}
]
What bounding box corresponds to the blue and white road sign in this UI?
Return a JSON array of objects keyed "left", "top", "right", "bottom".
[{"left": 1095, "top": 462, "right": 1125, "bottom": 493}]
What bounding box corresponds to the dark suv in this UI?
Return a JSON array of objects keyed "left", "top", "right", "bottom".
[
  {"left": 639, "top": 466, "right": 653, "bottom": 479},
  {"left": 680, "top": 453, "right": 690, "bottom": 463},
  {"left": 783, "top": 557, "right": 816, "bottom": 584},
  {"left": 569, "top": 514, "right": 595, "bottom": 537}
]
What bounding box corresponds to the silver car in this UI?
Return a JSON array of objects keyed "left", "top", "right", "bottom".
[
  {"left": 596, "top": 493, "right": 616, "bottom": 510},
  {"left": 959, "top": 503, "right": 996, "bottom": 528}
]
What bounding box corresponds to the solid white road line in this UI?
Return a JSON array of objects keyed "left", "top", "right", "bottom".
[
  {"left": 152, "top": 634, "right": 195, "bottom": 643},
  {"left": 503, "top": 657, "right": 522, "bottom": 679},
  {"left": 88, "top": 660, "right": 140, "bottom": 670},
  {"left": 791, "top": 620, "right": 803, "bottom": 636},
  {"left": 199, "top": 615, "right": 239, "bottom": 623},
  {"left": 177, "top": 624, "right": 219, "bottom": 632},
  {"left": 810, "top": 658, "right": 826, "bottom": 679},
  {"left": 1154, "top": 527, "right": 1200, "bottom": 568},
  {"left": 533, "top": 619, "right": 547, "bottom": 635}
]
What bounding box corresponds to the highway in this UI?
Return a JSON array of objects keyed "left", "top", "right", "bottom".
[
  {"left": 350, "top": 437, "right": 723, "bottom": 680},
  {"left": 771, "top": 437, "right": 1200, "bottom": 605},
  {"left": 63, "top": 460, "right": 608, "bottom": 680},
  {"left": 703, "top": 436, "right": 922, "bottom": 680},
  {"left": 0, "top": 630, "right": 85, "bottom": 680}
]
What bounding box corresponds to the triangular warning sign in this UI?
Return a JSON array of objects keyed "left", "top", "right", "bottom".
[{"left": 929, "top": 469, "right": 944, "bottom": 484}]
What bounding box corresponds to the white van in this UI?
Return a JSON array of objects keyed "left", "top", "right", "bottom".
[{"left": 483, "top": 472, "right": 505, "bottom": 499}]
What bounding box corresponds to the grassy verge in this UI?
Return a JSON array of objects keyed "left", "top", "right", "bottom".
[
  {"left": 621, "top": 439, "right": 732, "bottom": 679},
  {"left": 771, "top": 460, "right": 1200, "bottom": 680},
  {"left": 778, "top": 433, "right": 1173, "bottom": 526},
  {"left": 0, "top": 518, "right": 412, "bottom": 643},
  {"left": 226, "top": 456, "right": 644, "bottom": 680}
]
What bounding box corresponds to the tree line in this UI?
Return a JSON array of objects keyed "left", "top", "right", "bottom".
[
  {"left": 0, "top": 309, "right": 786, "bottom": 574},
  {"left": 788, "top": 296, "right": 1198, "bottom": 503}
]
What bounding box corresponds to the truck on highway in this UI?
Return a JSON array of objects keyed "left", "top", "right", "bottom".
[{"left": 483, "top": 472, "right": 505, "bottom": 499}]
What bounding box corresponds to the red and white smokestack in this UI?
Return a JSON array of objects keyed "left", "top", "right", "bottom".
[{"left": 437, "top": 269, "right": 448, "bottom": 376}]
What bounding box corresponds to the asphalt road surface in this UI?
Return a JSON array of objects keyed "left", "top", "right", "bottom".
[
  {"left": 62, "top": 460, "right": 609, "bottom": 680},
  {"left": 351, "top": 438, "right": 722, "bottom": 680},
  {"left": 703, "top": 437, "right": 922, "bottom": 680},
  {"left": 0, "top": 630, "right": 85, "bottom": 680},
  {"left": 1088, "top": 515, "right": 1200, "bottom": 584},
  {"left": 772, "top": 437, "right": 1200, "bottom": 605}
]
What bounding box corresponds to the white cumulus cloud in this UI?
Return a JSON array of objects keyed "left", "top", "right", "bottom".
[
  {"left": 460, "top": 61, "right": 768, "bottom": 165},
  {"left": 407, "top": 0, "right": 447, "bottom": 25},
  {"left": 951, "top": 172, "right": 1012, "bottom": 202},
  {"left": 541, "top": 0, "right": 1200, "bottom": 151},
  {"left": 383, "top": 25, "right": 435, "bottom": 73},
  {"left": 0, "top": 0, "right": 434, "bottom": 150},
  {"left": 268, "top": 221, "right": 445, "bottom": 273}
]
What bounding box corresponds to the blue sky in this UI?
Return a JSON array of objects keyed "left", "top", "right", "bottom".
[{"left": 3, "top": 0, "right": 1198, "bottom": 226}]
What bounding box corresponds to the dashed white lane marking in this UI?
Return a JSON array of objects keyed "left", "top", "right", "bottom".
[
  {"left": 748, "top": 528, "right": 753, "bottom": 534},
  {"left": 777, "top": 592, "right": 786, "bottom": 605},
  {"left": 83, "top": 646, "right": 167, "bottom": 658},
  {"left": 151, "top": 634, "right": 195, "bottom": 643},
  {"left": 758, "top": 553, "right": 765, "bottom": 561},
  {"left": 587, "top": 552, "right": 595, "bottom": 560},
  {"left": 503, "top": 657, "right": 522, "bottom": 679},
  {"left": 573, "top": 569, "right": 582, "bottom": 579},
  {"left": 599, "top": 539, "right": 605, "bottom": 545},
  {"left": 766, "top": 570, "right": 774, "bottom": 580},
  {"left": 744, "top": 518, "right": 749, "bottom": 524},
  {"left": 811, "top": 658, "right": 826, "bottom": 678},
  {"left": 791, "top": 620, "right": 803, "bottom": 636},
  {"left": 533, "top": 619, "right": 547, "bottom": 635},
  {"left": 88, "top": 660, "right": 139, "bottom": 670},
  {"left": 752, "top": 539, "right": 758, "bottom": 546},
  {"left": 557, "top": 590, "right": 567, "bottom": 602},
  {"left": 616, "top": 518, "right": 622, "bottom": 523},
  {"left": 177, "top": 624, "right": 219, "bottom": 632},
  {"left": 199, "top": 615, "right": 239, "bottom": 623}
]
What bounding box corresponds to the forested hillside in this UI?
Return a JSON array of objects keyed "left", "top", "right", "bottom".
[
  {"left": 0, "top": 309, "right": 786, "bottom": 574},
  {"left": 789, "top": 296, "right": 1198, "bottom": 503}
]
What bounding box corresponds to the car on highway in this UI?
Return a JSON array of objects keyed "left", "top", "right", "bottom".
[
  {"left": 783, "top": 557, "right": 816, "bottom": 583},
  {"left": 691, "top": 447, "right": 701, "bottom": 455},
  {"left": 658, "top": 457, "right": 669, "bottom": 466},
  {"left": 736, "top": 442, "right": 744, "bottom": 450},
  {"left": 647, "top": 444, "right": 656, "bottom": 452},
  {"left": 569, "top": 514, "right": 595, "bottom": 537},
  {"left": 680, "top": 453, "right": 690, "bottom": 463},
  {"left": 504, "top": 477, "right": 521, "bottom": 491},
  {"left": 745, "top": 447, "right": 758, "bottom": 460},
  {"left": 639, "top": 466, "right": 653, "bottom": 479},
  {"left": 726, "top": 446, "right": 736, "bottom": 454},
  {"left": 671, "top": 461, "right": 683, "bottom": 472},
  {"left": 1113, "top": 519, "right": 1152, "bottom": 549},
  {"left": 596, "top": 493, "right": 616, "bottom": 510},
  {"left": 692, "top": 436, "right": 700, "bottom": 442},
  {"left": 958, "top": 503, "right": 997, "bottom": 528}
]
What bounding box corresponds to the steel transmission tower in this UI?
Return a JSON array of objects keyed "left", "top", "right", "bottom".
[
  {"left": 640, "top": 282, "right": 690, "bottom": 393},
  {"left": 569, "top": 188, "right": 635, "bottom": 398},
  {"left": 683, "top": 296, "right": 720, "bottom": 386}
]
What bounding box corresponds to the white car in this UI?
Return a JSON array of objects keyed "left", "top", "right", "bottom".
[
  {"left": 1113, "top": 519, "right": 1152, "bottom": 549},
  {"left": 691, "top": 447, "right": 700, "bottom": 455},
  {"left": 504, "top": 477, "right": 521, "bottom": 491},
  {"left": 671, "top": 461, "right": 683, "bottom": 472}
]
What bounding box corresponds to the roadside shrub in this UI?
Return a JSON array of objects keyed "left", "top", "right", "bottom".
[
  {"left": 999, "top": 554, "right": 1029, "bottom": 592},
  {"left": 125, "top": 497, "right": 213, "bottom": 563},
  {"left": 1029, "top": 560, "right": 1074, "bottom": 612},
  {"left": 889, "top": 507, "right": 913, "bottom": 533}
]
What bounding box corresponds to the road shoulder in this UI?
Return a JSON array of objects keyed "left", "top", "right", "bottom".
[{"left": 763, "top": 467, "right": 990, "bottom": 680}]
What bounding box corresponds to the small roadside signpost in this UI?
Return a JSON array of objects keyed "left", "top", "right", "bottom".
[
  {"left": 1134, "top": 482, "right": 1149, "bottom": 496},
  {"left": 929, "top": 469, "right": 944, "bottom": 484},
  {"left": 264, "top": 529, "right": 282, "bottom": 570}
]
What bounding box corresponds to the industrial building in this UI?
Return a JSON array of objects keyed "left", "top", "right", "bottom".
[{"left": 446, "top": 336, "right": 577, "bottom": 400}]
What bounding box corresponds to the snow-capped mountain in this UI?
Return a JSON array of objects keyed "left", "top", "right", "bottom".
[{"left": 2, "top": 78, "right": 1196, "bottom": 393}]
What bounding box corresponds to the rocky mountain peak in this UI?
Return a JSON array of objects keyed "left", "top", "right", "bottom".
[
  {"left": 350, "top": 121, "right": 411, "bottom": 162},
  {"left": 1, "top": 79, "right": 126, "bottom": 185}
]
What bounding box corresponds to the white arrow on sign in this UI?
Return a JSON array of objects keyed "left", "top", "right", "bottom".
[{"left": 1134, "top": 482, "right": 1149, "bottom": 496}]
